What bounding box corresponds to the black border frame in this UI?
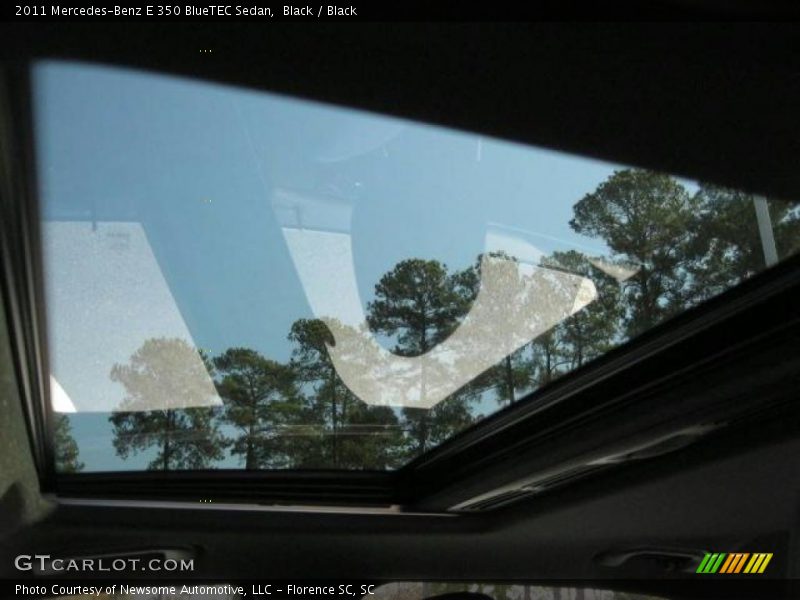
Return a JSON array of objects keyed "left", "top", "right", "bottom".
[
  {"left": 3, "top": 56, "right": 800, "bottom": 512},
  {"left": 0, "top": 61, "right": 56, "bottom": 491}
]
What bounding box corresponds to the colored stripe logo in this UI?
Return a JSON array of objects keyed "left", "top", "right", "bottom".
[{"left": 696, "top": 552, "right": 773, "bottom": 574}]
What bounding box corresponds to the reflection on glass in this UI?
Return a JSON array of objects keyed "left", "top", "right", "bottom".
[
  {"left": 44, "top": 221, "right": 221, "bottom": 413},
  {"left": 35, "top": 61, "right": 800, "bottom": 472},
  {"left": 275, "top": 189, "right": 597, "bottom": 409}
]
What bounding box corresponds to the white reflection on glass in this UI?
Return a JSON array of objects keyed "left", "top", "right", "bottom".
[
  {"left": 44, "top": 221, "right": 222, "bottom": 413},
  {"left": 50, "top": 375, "right": 76, "bottom": 413},
  {"left": 274, "top": 190, "right": 598, "bottom": 409}
]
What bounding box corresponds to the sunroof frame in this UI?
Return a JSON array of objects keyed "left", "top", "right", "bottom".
[{"left": 3, "top": 58, "right": 800, "bottom": 513}]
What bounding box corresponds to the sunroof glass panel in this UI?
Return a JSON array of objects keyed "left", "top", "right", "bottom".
[{"left": 34, "top": 61, "right": 800, "bottom": 473}]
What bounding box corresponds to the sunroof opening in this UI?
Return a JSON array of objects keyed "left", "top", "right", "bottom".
[{"left": 35, "top": 61, "right": 800, "bottom": 473}]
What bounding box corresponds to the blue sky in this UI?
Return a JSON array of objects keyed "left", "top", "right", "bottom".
[{"left": 35, "top": 60, "right": 651, "bottom": 471}]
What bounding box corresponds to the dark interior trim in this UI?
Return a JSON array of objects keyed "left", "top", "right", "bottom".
[
  {"left": 405, "top": 252, "right": 800, "bottom": 473},
  {"left": 3, "top": 38, "right": 799, "bottom": 511},
  {"left": 0, "top": 63, "right": 56, "bottom": 491},
  {"left": 5, "top": 23, "right": 800, "bottom": 200},
  {"left": 56, "top": 469, "right": 398, "bottom": 506},
  {"left": 50, "top": 254, "right": 800, "bottom": 510}
]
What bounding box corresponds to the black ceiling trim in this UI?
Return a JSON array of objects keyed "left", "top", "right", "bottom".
[
  {"left": 4, "top": 27, "right": 799, "bottom": 508},
  {"left": 56, "top": 469, "right": 399, "bottom": 506},
  {"left": 4, "top": 24, "right": 800, "bottom": 199}
]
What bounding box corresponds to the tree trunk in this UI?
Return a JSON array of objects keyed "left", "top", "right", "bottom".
[
  {"left": 544, "top": 345, "right": 553, "bottom": 384},
  {"left": 330, "top": 368, "right": 339, "bottom": 467},
  {"left": 505, "top": 355, "right": 515, "bottom": 403},
  {"left": 163, "top": 409, "right": 173, "bottom": 471},
  {"left": 246, "top": 397, "right": 256, "bottom": 470},
  {"left": 341, "top": 391, "right": 348, "bottom": 459},
  {"left": 418, "top": 330, "right": 429, "bottom": 453}
]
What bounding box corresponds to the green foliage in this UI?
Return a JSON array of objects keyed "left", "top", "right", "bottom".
[
  {"left": 213, "top": 347, "right": 300, "bottom": 469},
  {"left": 451, "top": 253, "right": 532, "bottom": 404},
  {"left": 528, "top": 250, "right": 623, "bottom": 384},
  {"left": 687, "top": 184, "right": 800, "bottom": 301},
  {"left": 336, "top": 401, "right": 405, "bottom": 470},
  {"left": 570, "top": 169, "right": 800, "bottom": 338},
  {"left": 368, "top": 258, "right": 478, "bottom": 453},
  {"left": 100, "top": 168, "right": 798, "bottom": 472},
  {"left": 288, "top": 318, "right": 405, "bottom": 468},
  {"left": 368, "top": 258, "right": 474, "bottom": 355},
  {"left": 570, "top": 169, "right": 699, "bottom": 336},
  {"left": 54, "top": 414, "right": 84, "bottom": 473},
  {"left": 109, "top": 338, "right": 225, "bottom": 471},
  {"left": 286, "top": 318, "right": 342, "bottom": 467}
]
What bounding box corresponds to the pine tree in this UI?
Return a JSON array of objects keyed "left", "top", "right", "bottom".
[
  {"left": 109, "top": 338, "right": 225, "bottom": 471},
  {"left": 54, "top": 414, "right": 84, "bottom": 473},
  {"left": 570, "top": 169, "right": 699, "bottom": 337},
  {"left": 288, "top": 318, "right": 404, "bottom": 469},
  {"left": 213, "top": 347, "right": 300, "bottom": 469},
  {"left": 366, "top": 259, "right": 477, "bottom": 455}
]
